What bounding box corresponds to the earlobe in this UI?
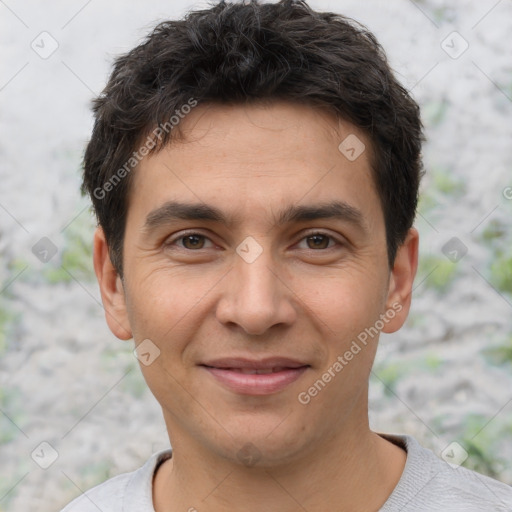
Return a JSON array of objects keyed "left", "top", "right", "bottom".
[
  {"left": 382, "top": 228, "right": 419, "bottom": 334},
  {"left": 93, "top": 226, "right": 133, "bottom": 340}
]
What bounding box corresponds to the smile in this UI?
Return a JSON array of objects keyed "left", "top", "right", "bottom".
[{"left": 200, "top": 364, "right": 309, "bottom": 395}]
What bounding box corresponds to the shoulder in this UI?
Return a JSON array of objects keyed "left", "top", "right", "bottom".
[
  {"left": 59, "top": 449, "right": 173, "bottom": 512},
  {"left": 436, "top": 461, "right": 512, "bottom": 510},
  {"left": 59, "top": 472, "right": 131, "bottom": 512},
  {"left": 379, "top": 433, "right": 512, "bottom": 511}
]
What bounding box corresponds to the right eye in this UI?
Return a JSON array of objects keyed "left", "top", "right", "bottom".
[{"left": 165, "top": 231, "right": 216, "bottom": 251}]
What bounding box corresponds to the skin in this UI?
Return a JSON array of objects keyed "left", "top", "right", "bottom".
[{"left": 94, "top": 101, "right": 419, "bottom": 512}]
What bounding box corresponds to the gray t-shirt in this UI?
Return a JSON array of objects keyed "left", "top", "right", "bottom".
[{"left": 60, "top": 433, "right": 512, "bottom": 511}]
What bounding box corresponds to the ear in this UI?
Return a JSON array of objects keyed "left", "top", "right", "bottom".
[
  {"left": 93, "top": 226, "right": 132, "bottom": 340},
  {"left": 382, "top": 227, "right": 419, "bottom": 333}
]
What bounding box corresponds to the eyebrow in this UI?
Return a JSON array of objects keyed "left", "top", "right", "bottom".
[{"left": 142, "top": 200, "right": 366, "bottom": 234}]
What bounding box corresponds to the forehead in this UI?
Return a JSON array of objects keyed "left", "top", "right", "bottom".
[
  {"left": 153, "top": 101, "right": 372, "bottom": 172},
  {"left": 127, "top": 101, "right": 382, "bottom": 231}
]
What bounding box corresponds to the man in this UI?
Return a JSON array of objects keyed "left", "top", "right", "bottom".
[{"left": 61, "top": 1, "right": 512, "bottom": 510}]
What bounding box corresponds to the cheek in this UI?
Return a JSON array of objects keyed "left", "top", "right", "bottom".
[
  {"left": 125, "top": 265, "right": 218, "bottom": 341},
  {"left": 294, "top": 267, "right": 388, "bottom": 394},
  {"left": 293, "top": 265, "right": 388, "bottom": 339},
  {"left": 124, "top": 270, "right": 209, "bottom": 418}
]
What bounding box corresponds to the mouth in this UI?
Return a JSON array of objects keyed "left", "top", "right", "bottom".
[
  {"left": 205, "top": 366, "right": 298, "bottom": 374},
  {"left": 199, "top": 357, "right": 310, "bottom": 395}
]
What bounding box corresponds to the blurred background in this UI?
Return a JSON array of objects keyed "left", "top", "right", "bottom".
[{"left": 0, "top": 0, "right": 511, "bottom": 510}]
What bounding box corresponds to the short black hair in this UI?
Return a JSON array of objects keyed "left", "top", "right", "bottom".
[{"left": 82, "top": 0, "right": 424, "bottom": 276}]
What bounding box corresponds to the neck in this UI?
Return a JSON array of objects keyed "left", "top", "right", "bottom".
[{"left": 153, "top": 418, "right": 406, "bottom": 512}]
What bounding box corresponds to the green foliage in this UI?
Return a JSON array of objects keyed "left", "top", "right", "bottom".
[
  {"left": 2, "top": 208, "right": 95, "bottom": 286},
  {"left": 417, "top": 166, "right": 466, "bottom": 220},
  {"left": 416, "top": 255, "right": 458, "bottom": 293},
  {"left": 43, "top": 267, "right": 72, "bottom": 284},
  {"left": 422, "top": 353, "right": 443, "bottom": 370},
  {"left": 432, "top": 6, "right": 456, "bottom": 24},
  {"left": 99, "top": 343, "right": 148, "bottom": 399},
  {"left": 43, "top": 210, "right": 96, "bottom": 284},
  {"left": 0, "top": 387, "right": 24, "bottom": 444},
  {"left": 458, "top": 413, "right": 511, "bottom": 479},
  {"left": 489, "top": 253, "right": 512, "bottom": 294},
  {"left": 483, "top": 335, "right": 512, "bottom": 366},
  {"left": 431, "top": 167, "right": 466, "bottom": 197},
  {"left": 0, "top": 308, "right": 15, "bottom": 356},
  {"left": 417, "top": 192, "right": 436, "bottom": 215},
  {"left": 404, "top": 311, "right": 424, "bottom": 329},
  {"left": 480, "top": 219, "right": 508, "bottom": 244},
  {"left": 422, "top": 99, "right": 448, "bottom": 128},
  {"left": 373, "top": 353, "right": 444, "bottom": 398},
  {"left": 372, "top": 362, "right": 408, "bottom": 396},
  {"left": 79, "top": 459, "right": 113, "bottom": 488},
  {"left": 6, "top": 258, "right": 28, "bottom": 276}
]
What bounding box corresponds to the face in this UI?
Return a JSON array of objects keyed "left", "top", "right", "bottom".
[{"left": 95, "top": 101, "right": 417, "bottom": 467}]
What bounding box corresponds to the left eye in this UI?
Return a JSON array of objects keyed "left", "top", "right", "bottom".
[{"left": 296, "top": 233, "right": 338, "bottom": 250}]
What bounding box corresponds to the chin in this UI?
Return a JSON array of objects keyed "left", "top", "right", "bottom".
[{"left": 208, "top": 420, "right": 311, "bottom": 468}]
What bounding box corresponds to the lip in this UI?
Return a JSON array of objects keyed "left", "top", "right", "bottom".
[
  {"left": 201, "top": 357, "right": 308, "bottom": 370},
  {"left": 199, "top": 357, "right": 310, "bottom": 395}
]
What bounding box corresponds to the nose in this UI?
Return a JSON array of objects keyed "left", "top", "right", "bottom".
[{"left": 215, "top": 242, "right": 297, "bottom": 336}]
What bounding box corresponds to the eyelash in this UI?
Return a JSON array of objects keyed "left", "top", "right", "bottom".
[{"left": 165, "top": 230, "right": 342, "bottom": 251}]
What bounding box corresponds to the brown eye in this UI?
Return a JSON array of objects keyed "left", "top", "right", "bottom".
[
  {"left": 165, "top": 231, "right": 216, "bottom": 252},
  {"left": 305, "top": 234, "right": 331, "bottom": 250},
  {"left": 181, "top": 234, "right": 206, "bottom": 249}
]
